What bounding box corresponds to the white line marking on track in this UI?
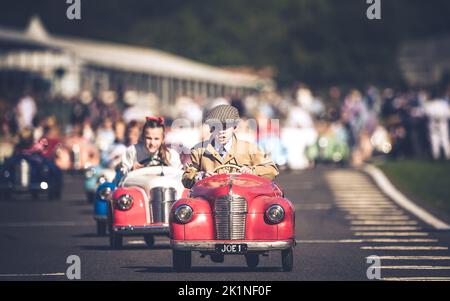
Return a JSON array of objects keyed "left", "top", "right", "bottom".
[
  {"left": 337, "top": 197, "right": 388, "bottom": 200},
  {"left": 345, "top": 212, "right": 405, "bottom": 216},
  {"left": 297, "top": 239, "right": 438, "bottom": 243},
  {"left": 338, "top": 205, "right": 398, "bottom": 209},
  {"left": 337, "top": 204, "right": 397, "bottom": 207},
  {"left": 354, "top": 232, "right": 429, "bottom": 236},
  {"left": 361, "top": 246, "right": 448, "bottom": 250},
  {"left": 361, "top": 239, "right": 437, "bottom": 242},
  {"left": 0, "top": 273, "right": 65, "bottom": 277},
  {"left": 372, "top": 256, "right": 450, "bottom": 260},
  {"left": 346, "top": 216, "right": 411, "bottom": 220},
  {"left": 364, "top": 165, "right": 450, "bottom": 230},
  {"left": 346, "top": 212, "right": 406, "bottom": 216},
  {"left": 350, "top": 226, "right": 421, "bottom": 231},
  {"left": 335, "top": 199, "right": 390, "bottom": 203},
  {"left": 382, "top": 277, "right": 450, "bottom": 281},
  {"left": 376, "top": 266, "right": 450, "bottom": 270},
  {"left": 350, "top": 220, "right": 419, "bottom": 225}
]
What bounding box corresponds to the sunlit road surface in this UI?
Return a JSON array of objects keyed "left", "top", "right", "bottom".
[{"left": 0, "top": 167, "right": 449, "bottom": 281}]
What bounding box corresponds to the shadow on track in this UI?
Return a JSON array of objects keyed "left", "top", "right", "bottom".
[
  {"left": 123, "top": 266, "right": 283, "bottom": 274},
  {"left": 73, "top": 233, "right": 102, "bottom": 238}
]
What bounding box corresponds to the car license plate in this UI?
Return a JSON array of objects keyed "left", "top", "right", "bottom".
[{"left": 215, "top": 243, "right": 247, "bottom": 254}]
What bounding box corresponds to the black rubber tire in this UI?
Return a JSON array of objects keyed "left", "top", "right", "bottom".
[
  {"left": 86, "top": 192, "right": 95, "bottom": 203},
  {"left": 0, "top": 190, "right": 11, "bottom": 201},
  {"left": 173, "top": 250, "right": 191, "bottom": 272},
  {"left": 110, "top": 232, "right": 123, "bottom": 249},
  {"left": 48, "top": 188, "right": 61, "bottom": 201},
  {"left": 97, "top": 220, "right": 107, "bottom": 236},
  {"left": 144, "top": 235, "right": 155, "bottom": 248},
  {"left": 281, "top": 248, "right": 294, "bottom": 272},
  {"left": 245, "top": 254, "right": 259, "bottom": 269},
  {"left": 31, "top": 191, "right": 39, "bottom": 200}
]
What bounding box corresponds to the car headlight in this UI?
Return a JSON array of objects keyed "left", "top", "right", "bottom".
[
  {"left": 265, "top": 205, "right": 285, "bottom": 224},
  {"left": 174, "top": 205, "right": 193, "bottom": 224},
  {"left": 318, "top": 137, "right": 328, "bottom": 148},
  {"left": 116, "top": 194, "right": 133, "bottom": 210},
  {"left": 99, "top": 187, "right": 113, "bottom": 201}
]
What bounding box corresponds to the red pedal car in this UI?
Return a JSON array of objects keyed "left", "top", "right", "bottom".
[
  {"left": 109, "top": 166, "right": 187, "bottom": 249},
  {"left": 170, "top": 164, "right": 296, "bottom": 272}
]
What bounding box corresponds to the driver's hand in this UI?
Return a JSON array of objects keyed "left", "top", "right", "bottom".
[
  {"left": 205, "top": 171, "right": 217, "bottom": 177},
  {"left": 132, "top": 162, "right": 144, "bottom": 171},
  {"left": 240, "top": 166, "right": 254, "bottom": 174}
]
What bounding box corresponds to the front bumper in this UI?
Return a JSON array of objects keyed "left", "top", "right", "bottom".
[
  {"left": 112, "top": 224, "right": 169, "bottom": 235},
  {"left": 171, "top": 239, "right": 295, "bottom": 252}
]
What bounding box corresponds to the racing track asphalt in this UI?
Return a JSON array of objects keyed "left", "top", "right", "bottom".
[{"left": 0, "top": 167, "right": 449, "bottom": 281}]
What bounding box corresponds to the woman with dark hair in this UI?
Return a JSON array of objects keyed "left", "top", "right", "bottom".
[{"left": 121, "top": 116, "right": 181, "bottom": 172}]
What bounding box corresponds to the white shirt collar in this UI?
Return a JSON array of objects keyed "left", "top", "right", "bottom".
[{"left": 214, "top": 138, "right": 233, "bottom": 154}]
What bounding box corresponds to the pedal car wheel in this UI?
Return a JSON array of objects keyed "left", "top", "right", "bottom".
[
  {"left": 86, "top": 192, "right": 95, "bottom": 203},
  {"left": 31, "top": 190, "right": 39, "bottom": 200},
  {"left": 281, "top": 248, "right": 294, "bottom": 272},
  {"left": 144, "top": 235, "right": 155, "bottom": 248},
  {"left": 173, "top": 250, "right": 191, "bottom": 272},
  {"left": 0, "top": 189, "right": 11, "bottom": 200},
  {"left": 245, "top": 254, "right": 259, "bottom": 269},
  {"left": 110, "top": 232, "right": 123, "bottom": 249},
  {"left": 48, "top": 188, "right": 61, "bottom": 201},
  {"left": 97, "top": 220, "right": 107, "bottom": 236}
]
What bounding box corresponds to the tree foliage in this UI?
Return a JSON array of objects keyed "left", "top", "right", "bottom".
[{"left": 1, "top": 0, "right": 450, "bottom": 88}]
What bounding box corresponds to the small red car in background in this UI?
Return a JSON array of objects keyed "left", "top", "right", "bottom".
[
  {"left": 170, "top": 164, "right": 296, "bottom": 272},
  {"left": 108, "top": 166, "right": 188, "bottom": 249},
  {"left": 55, "top": 136, "right": 100, "bottom": 172}
]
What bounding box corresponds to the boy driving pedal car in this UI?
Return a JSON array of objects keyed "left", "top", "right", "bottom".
[{"left": 182, "top": 105, "right": 279, "bottom": 188}]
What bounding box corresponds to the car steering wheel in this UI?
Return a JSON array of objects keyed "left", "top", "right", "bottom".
[
  {"left": 213, "top": 164, "right": 242, "bottom": 175},
  {"left": 139, "top": 157, "right": 163, "bottom": 167}
]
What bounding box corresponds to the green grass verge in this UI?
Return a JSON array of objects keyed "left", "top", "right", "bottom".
[{"left": 377, "top": 159, "right": 450, "bottom": 216}]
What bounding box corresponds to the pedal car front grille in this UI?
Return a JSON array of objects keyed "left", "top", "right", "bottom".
[
  {"left": 214, "top": 195, "right": 247, "bottom": 240},
  {"left": 150, "top": 187, "right": 177, "bottom": 223}
]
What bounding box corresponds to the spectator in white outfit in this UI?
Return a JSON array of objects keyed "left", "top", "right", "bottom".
[
  {"left": 15, "top": 94, "right": 37, "bottom": 131},
  {"left": 425, "top": 98, "right": 450, "bottom": 160}
]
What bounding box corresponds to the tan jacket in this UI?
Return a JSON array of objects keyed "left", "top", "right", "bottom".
[{"left": 182, "top": 135, "right": 279, "bottom": 188}]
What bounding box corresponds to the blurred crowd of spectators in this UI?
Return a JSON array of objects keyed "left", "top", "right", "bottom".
[{"left": 1, "top": 82, "right": 450, "bottom": 169}]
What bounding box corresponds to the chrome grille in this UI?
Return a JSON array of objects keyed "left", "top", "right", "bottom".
[
  {"left": 214, "top": 195, "right": 247, "bottom": 240},
  {"left": 150, "top": 187, "right": 176, "bottom": 223}
]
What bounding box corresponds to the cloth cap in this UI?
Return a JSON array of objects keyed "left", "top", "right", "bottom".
[{"left": 205, "top": 105, "right": 240, "bottom": 126}]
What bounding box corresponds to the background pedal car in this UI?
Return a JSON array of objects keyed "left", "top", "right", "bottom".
[{"left": 109, "top": 165, "right": 188, "bottom": 249}]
